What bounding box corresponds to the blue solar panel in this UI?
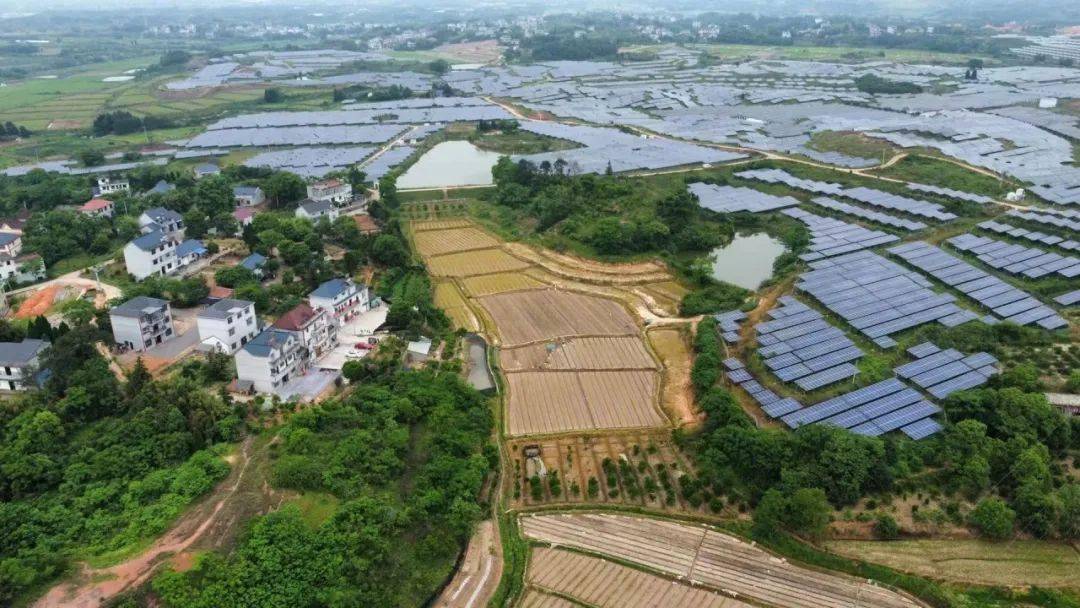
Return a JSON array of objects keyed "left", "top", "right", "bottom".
[
  {"left": 910, "top": 360, "right": 972, "bottom": 388},
  {"left": 901, "top": 417, "right": 942, "bottom": 440},
  {"left": 726, "top": 369, "right": 752, "bottom": 383},
  {"left": 907, "top": 342, "right": 941, "bottom": 358},
  {"left": 795, "top": 363, "right": 859, "bottom": 391},
  {"left": 763, "top": 398, "right": 803, "bottom": 418},
  {"left": 873, "top": 402, "right": 941, "bottom": 433},
  {"left": 927, "top": 370, "right": 990, "bottom": 399},
  {"left": 723, "top": 358, "right": 744, "bottom": 371},
  {"left": 856, "top": 388, "right": 923, "bottom": 419},
  {"left": 895, "top": 349, "right": 964, "bottom": 378}
]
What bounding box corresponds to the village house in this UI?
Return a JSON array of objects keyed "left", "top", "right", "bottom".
[
  {"left": 139, "top": 207, "right": 185, "bottom": 238},
  {"left": 308, "top": 278, "right": 370, "bottom": 324},
  {"left": 147, "top": 180, "right": 176, "bottom": 196},
  {"left": 110, "top": 296, "right": 175, "bottom": 352},
  {"left": 233, "top": 185, "right": 265, "bottom": 207},
  {"left": 0, "top": 253, "right": 45, "bottom": 285},
  {"left": 235, "top": 328, "right": 305, "bottom": 394},
  {"left": 0, "top": 338, "right": 49, "bottom": 391},
  {"left": 233, "top": 207, "right": 256, "bottom": 235},
  {"left": 0, "top": 232, "right": 22, "bottom": 258},
  {"left": 123, "top": 231, "right": 179, "bottom": 280},
  {"left": 0, "top": 209, "right": 31, "bottom": 234},
  {"left": 306, "top": 178, "right": 352, "bottom": 206},
  {"left": 295, "top": 199, "right": 339, "bottom": 222},
  {"left": 239, "top": 252, "right": 268, "bottom": 278},
  {"left": 93, "top": 176, "right": 129, "bottom": 197},
  {"left": 175, "top": 239, "right": 209, "bottom": 270},
  {"left": 272, "top": 302, "right": 337, "bottom": 362},
  {"left": 197, "top": 298, "right": 260, "bottom": 354},
  {"left": 78, "top": 198, "right": 115, "bottom": 218},
  {"left": 193, "top": 163, "right": 220, "bottom": 180}
]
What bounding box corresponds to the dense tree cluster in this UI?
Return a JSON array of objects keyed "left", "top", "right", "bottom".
[
  {"left": 854, "top": 73, "right": 924, "bottom": 95},
  {"left": 0, "top": 327, "right": 240, "bottom": 605},
  {"left": 92, "top": 111, "right": 175, "bottom": 136},
  {"left": 152, "top": 368, "right": 491, "bottom": 607}
]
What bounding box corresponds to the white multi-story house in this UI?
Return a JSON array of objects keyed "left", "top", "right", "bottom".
[
  {"left": 233, "top": 186, "right": 265, "bottom": 207},
  {"left": 0, "top": 253, "right": 45, "bottom": 285},
  {"left": 308, "top": 278, "right": 370, "bottom": 324},
  {"left": 139, "top": 207, "right": 185, "bottom": 239},
  {"left": 197, "top": 298, "right": 260, "bottom": 354},
  {"left": 0, "top": 338, "right": 48, "bottom": 391},
  {"left": 272, "top": 302, "right": 337, "bottom": 361},
  {"left": 124, "top": 231, "right": 179, "bottom": 281},
  {"left": 94, "top": 177, "right": 129, "bottom": 196},
  {"left": 0, "top": 232, "right": 22, "bottom": 257},
  {"left": 110, "top": 296, "right": 175, "bottom": 352},
  {"left": 295, "top": 199, "right": 339, "bottom": 222},
  {"left": 235, "top": 328, "right": 305, "bottom": 394},
  {"left": 78, "top": 198, "right": 115, "bottom": 218},
  {"left": 306, "top": 178, "right": 352, "bottom": 206}
]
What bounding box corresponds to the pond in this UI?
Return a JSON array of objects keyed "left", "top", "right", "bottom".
[
  {"left": 711, "top": 233, "right": 786, "bottom": 290},
  {"left": 396, "top": 140, "right": 502, "bottom": 189}
]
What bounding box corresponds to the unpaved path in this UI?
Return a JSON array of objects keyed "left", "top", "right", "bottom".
[
  {"left": 34, "top": 437, "right": 261, "bottom": 608},
  {"left": 434, "top": 520, "right": 503, "bottom": 608}
]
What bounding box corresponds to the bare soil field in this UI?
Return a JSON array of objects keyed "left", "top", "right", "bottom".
[
  {"left": 504, "top": 242, "right": 671, "bottom": 284},
  {"left": 409, "top": 218, "right": 475, "bottom": 232},
  {"left": 519, "top": 590, "right": 576, "bottom": 608},
  {"left": 434, "top": 520, "right": 502, "bottom": 608},
  {"left": 426, "top": 249, "right": 532, "bottom": 277},
  {"left": 533, "top": 247, "right": 667, "bottom": 276},
  {"left": 505, "top": 371, "right": 664, "bottom": 436},
  {"left": 521, "top": 513, "right": 924, "bottom": 608},
  {"left": 824, "top": 539, "right": 1080, "bottom": 588},
  {"left": 434, "top": 281, "right": 480, "bottom": 331},
  {"left": 433, "top": 39, "right": 503, "bottom": 64},
  {"left": 501, "top": 336, "right": 658, "bottom": 372},
  {"left": 478, "top": 289, "right": 639, "bottom": 347},
  {"left": 461, "top": 272, "right": 544, "bottom": 296},
  {"left": 507, "top": 432, "right": 704, "bottom": 512},
  {"left": 413, "top": 227, "right": 499, "bottom": 257},
  {"left": 646, "top": 327, "right": 700, "bottom": 428},
  {"left": 528, "top": 547, "right": 752, "bottom": 608}
]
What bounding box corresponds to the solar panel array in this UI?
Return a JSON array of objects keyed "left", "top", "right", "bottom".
[
  {"left": 810, "top": 196, "right": 927, "bottom": 231},
  {"left": 949, "top": 233, "right": 1080, "bottom": 279},
  {"left": 736, "top": 168, "right": 957, "bottom": 220},
  {"left": 185, "top": 124, "right": 407, "bottom": 148},
  {"left": 782, "top": 208, "right": 899, "bottom": 261},
  {"left": 1055, "top": 289, "right": 1080, "bottom": 306},
  {"left": 243, "top": 146, "right": 376, "bottom": 178},
  {"left": 887, "top": 241, "right": 1068, "bottom": 330},
  {"left": 756, "top": 296, "right": 863, "bottom": 391},
  {"left": 779, "top": 377, "right": 943, "bottom": 439},
  {"left": 797, "top": 250, "right": 971, "bottom": 344},
  {"left": 975, "top": 220, "right": 1079, "bottom": 253},
  {"left": 904, "top": 182, "right": 993, "bottom": 204},
  {"left": 715, "top": 309, "right": 747, "bottom": 344},
  {"left": 1007, "top": 208, "right": 1080, "bottom": 235},
  {"left": 723, "top": 356, "right": 804, "bottom": 418},
  {"left": 689, "top": 183, "right": 800, "bottom": 213},
  {"left": 895, "top": 343, "right": 999, "bottom": 399}
]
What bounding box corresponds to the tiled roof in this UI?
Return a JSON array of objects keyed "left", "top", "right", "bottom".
[{"left": 272, "top": 302, "right": 321, "bottom": 331}]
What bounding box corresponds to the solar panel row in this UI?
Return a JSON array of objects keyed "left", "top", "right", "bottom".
[
  {"left": 887, "top": 241, "right": 1068, "bottom": 330},
  {"left": 756, "top": 297, "right": 864, "bottom": 391},
  {"left": 896, "top": 341, "right": 999, "bottom": 399},
  {"left": 782, "top": 208, "right": 900, "bottom": 261},
  {"left": 809, "top": 196, "right": 928, "bottom": 231},
  {"left": 689, "top": 182, "right": 800, "bottom": 213},
  {"left": 950, "top": 231, "right": 1080, "bottom": 280}
]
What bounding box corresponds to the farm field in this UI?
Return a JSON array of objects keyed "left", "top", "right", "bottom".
[
  {"left": 506, "top": 432, "right": 703, "bottom": 511},
  {"left": 425, "top": 248, "right": 532, "bottom": 277},
  {"left": 500, "top": 336, "right": 658, "bottom": 372},
  {"left": 478, "top": 289, "right": 639, "bottom": 347},
  {"left": 518, "top": 590, "right": 576, "bottom": 608},
  {"left": 413, "top": 226, "right": 499, "bottom": 257},
  {"left": 461, "top": 273, "right": 544, "bottom": 296},
  {"left": 646, "top": 327, "right": 698, "bottom": 427},
  {"left": 527, "top": 547, "right": 752, "bottom": 608},
  {"left": 504, "top": 370, "right": 663, "bottom": 436},
  {"left": 824, "top": 539, "right": 1080, "bottom": 588},
  {"left": 505, "top": 242, "right": 671, "bottom": 284},
  {"left": 433, "top": 281, "right": 480, "bottom": 331},
  {"left": 410, "top": 218, "right": 475, "bottom": 232},
  {"left": 522, "top": 513, "right": 923, "bottom": 608}
]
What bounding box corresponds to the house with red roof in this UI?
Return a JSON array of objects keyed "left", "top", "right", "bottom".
[{"left": 78, "top": 198, "right": 115, "bottom": 219}]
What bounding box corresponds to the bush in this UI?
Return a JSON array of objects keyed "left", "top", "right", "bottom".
[
  {"left": 874, "top": 514, "right": 900, "bottom": 540},
  {"left": 968, "top": 497, "right": 1015, "bottom": 540}
]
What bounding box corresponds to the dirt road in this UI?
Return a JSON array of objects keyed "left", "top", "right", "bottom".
[
  {"left": 34, "top": 437, "right": 263, "bottom": 608},
  {"left": 434, "top": 520, "right": 503, "bottom": 608}
]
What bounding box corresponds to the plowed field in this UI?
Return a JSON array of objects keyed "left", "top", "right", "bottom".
[
  {"left": 461, "top": 273, "right": 544, "bottom": 296},
  {"left": 479, "top": 290, "right": 638, "bottom": 347},
  {"left": 426, "top": 249, "right": 531, "bottom": 277},
  {"left": 413, "top": 227, "right": 499, "bottom": 257},
  {"left": 505, "top": 371, "right": 663, "bottom": 436},
  {"left": 501, "top": 336, "right": 657, "bottom": 372}
]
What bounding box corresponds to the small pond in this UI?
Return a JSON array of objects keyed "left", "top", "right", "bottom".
[
  {"left": 396, "top": 140, "right": 502, "bottom": 189},
  {"left": 711, "top": 233, "right": 786, "bottom": 290}
]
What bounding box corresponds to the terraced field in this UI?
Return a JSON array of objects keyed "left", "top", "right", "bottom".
[
  {"left": 426, "top": 249, "right": 532, "bottom": 277},
  {"left": 522, "top": 513, "right": 924, "bottom": 608},
  {"left": 501, "top": 336, "right": 658, "bottom": 372},
  {"left": 413, "top": 227, "right": 499, "bottom": 257},
  {"left": 505, "top": 370, "right": 663, "bottom": 436},
  {"left": 461, "top": 273, "right": 545, "bottom": 296},
  {"left": 479, "top": 289, "right": 639, "bottom": 347}
]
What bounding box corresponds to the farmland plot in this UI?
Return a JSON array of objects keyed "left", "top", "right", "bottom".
[
  {"left": 519, "top": 590, "right": 576, "bottom": 608},
  {"left": 505, "top": 371, "right": 664, "bottom": 436},
  {"left": 522, "top": 513, "right": 923, "bottom": 608},
  {"left": 501, "top": 336, "right": 658, "bottom": 372},
  {"left": 646, "top": 328, "right": 698, "bottom": 427},
  {"left": 426, "top": 249, "right": 531, "bottom": 277},
  {"left": 433, "top": 281, "right": 479, "bottom": 331},
  {"left": 505, "top": 242, "right": 672, "bottom": 284},
  {"left": 407, "top": 218, "right": 475, "bottom": 232},
  {"left": 461, "top": 272, "right": 544, "bottom": 296},
  {"left": 479, "top": 290, "right": 639, "bottom": 347},
  {"left": 413, "top": 227, "right": 499, "bottom": 257},
  {"left": 528, "top": 547, "right": 752, "bottom": 608}
]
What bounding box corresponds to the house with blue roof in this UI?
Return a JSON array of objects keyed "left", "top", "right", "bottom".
[
  {"left": 239, "top": 252, "right": 268, "bottom": 278},
  {"left": 176, "top": 239, "right": 209, "bottom": 269},
  {"left": 138, "top": 207, "right": 185, "bottom": 239},
  {"left": 308, "top": 277, "right": 371, "bottom": 323},
  {"left": 194, "top": 163, "right": 220, "bottom": 180},
  {"left": 234, "top": 328, "right": 305, "bottom": 394},
  {"left": 123, "top": 230, "right": 179, "bottom": 281}
]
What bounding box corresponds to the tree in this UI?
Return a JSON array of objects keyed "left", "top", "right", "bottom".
[
  {"left": 968, "top": 497, "right": 1015, "bottom": 540},
  {"left": 79, "top": 150, "right": 106, "bottom": 167},
  {"left": 1057, "top": 484, "right": 1080, "bottom": 539},
  {"left": 264, "top": 172, "right": 307, "bottom": 208},
  {"left": 874, "top": 514, "right": 900, "bottom": 540},
  {"left": 428, "top": 59, "right": 451, "bottom": 75},
  {"left": 370, "top": 234, "right": 408, "bottom": 268},
  {"left": 264, "top": 88, "right": 285, "bottom": 103}
]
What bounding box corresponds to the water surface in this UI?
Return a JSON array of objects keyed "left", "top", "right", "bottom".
[
  {"left": 396, "top": 140, "right": 502, "bottom": 189},
  {"left": 711, "top": 233, "right": 786, "bottom": 290}
]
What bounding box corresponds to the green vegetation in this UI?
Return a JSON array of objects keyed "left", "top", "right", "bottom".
[
  {"left": 873, "top": 154, "right": 1009, "bottom": 198},
  {"left": 855, "top": 73, "right": 924, "bottom": 95},
  {"left": 807, "top": 130, "right": 896, "bottom": 161},
  {"left": 0, "top": 326, "right": 240, "bottom": 605},
  {"left": 152, "top": 367, "right": 492, "bottom": 607},
  {"left": 469, "top": 120, "right": 580, "bottom": 155}
]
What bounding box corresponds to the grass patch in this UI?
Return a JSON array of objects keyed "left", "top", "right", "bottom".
[
  {"left": 807, "top": 130, "right": 896, "bottom": 161},
  {"left": 287, "top": 492, "right": 341, "bottom": 528},
  {"left": 470, "top": 128, "right": 580, "bottom": 155},
  {"left": 872, "top": 154, "right": 1010, "bottom": 198},
  {"left": 684, "top": 43, "right": 992, "bottom": 65}
]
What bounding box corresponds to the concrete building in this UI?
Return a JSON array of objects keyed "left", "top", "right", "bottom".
[
  {"left": 197, "top": 298, "right": 260, "bottom": 354},
  {"left": 233, "top": 185, "right": 265, "bottom": 207},
  {"left": 239, "top": 252, "right": 268, "bottom": 278},
  {"left": 110, "top": 296, "right": 175, "bottom": 352},
  {"left": 0, "top": 338, "right": 48, "bottom": 391},
  {"left": 94, "top": 176, "right": 129, "bottom": 196},
  {"left": 147, "top": 180, "right": 176, "bottom": 195},
  {"left": 235, "top": 328, "right": 305, "bottom": 394},
  {"left": 175, "top": 239, "right": 208, "bottom": 271},
  {"left": 309, "top": 277, "right": 370, "bottom": 323},
  {"left": 295, "top": 199, "right": 339, "bottom": 222},
  {"left": 306, "top": 178, "right": 352, "bottom": 206},
  {"left": 273, "top": 302, "right": 337, "bottom": 362},
  {"left": 233, "top": 207, "right": 256, "bottom": 236},
  {"left": 0, "top": 253, "right": 45, "bottom": 284},
  {"left": 139, "top": 207, "right": 185, "bottom": 238},
  {"left": 0, "top": 232, "right": 22, "bottom": 257},
  {"left": 78, "top": 198, "right": 115, "bottom": 218},
  {"left": 194, "top": 163, "right": 220, "bottom": 180},
  {"left": 124, "top": 231, "right": 179, "bottom": 281}
]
